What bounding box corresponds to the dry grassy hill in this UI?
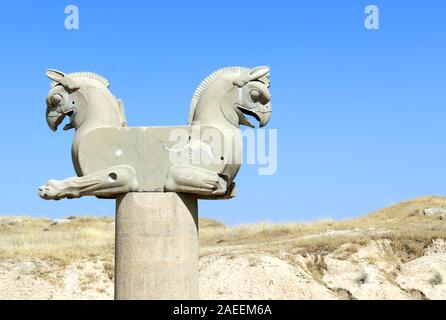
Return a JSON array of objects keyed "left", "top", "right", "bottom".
[{"left": 0, "top": 196, "right": 445, "bottom": 299}]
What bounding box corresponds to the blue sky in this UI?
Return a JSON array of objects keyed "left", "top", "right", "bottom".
[{"left": 0, "top": 1, "right": 445, "bottom": 225}]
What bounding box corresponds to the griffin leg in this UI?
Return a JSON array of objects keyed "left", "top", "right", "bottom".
[
  {"left": 38, "top": 165, "right": 138, "bottom": 200},
  {"left": 164, "top": 165, "right": 227, "bottom": 196}
]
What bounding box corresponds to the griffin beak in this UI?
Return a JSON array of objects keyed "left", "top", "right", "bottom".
[
  {"left": 236, "top": 105, "right": 272, "bottom": 128},
  {"left": 259, "top": 110, "right": 272, "bottom": 128},
  {"left": 46, "top": 110, "right": 66, "bottom": 132},
  {"left": 46, "top": 109, "right": 74, "bottom": 132}
]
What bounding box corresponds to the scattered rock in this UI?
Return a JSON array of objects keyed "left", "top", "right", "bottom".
[
  {"left": 50, "top": 219, "right": 71, "bottom": 226},
  {"left": 200, "top": 253, "right": 336, "bottom": 300},
  {"left": 423, "top": 208, "right": 446, "bottom": 219},
  {"left": 396, "top": 240, "right": 446, "bottom": 300},
  {"left": 320, "top": 240, "right": 414, "bottom": 300}
]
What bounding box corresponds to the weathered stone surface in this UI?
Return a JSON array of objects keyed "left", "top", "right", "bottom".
[
  {"left": 77, "top": 126, "right": 238, "bottom": 193},
  {"left": 114, "top": 192, "right": 198, "bottom": 300},
  {"left": 38, "top": 67, "right": 271, "bottom": 200}
]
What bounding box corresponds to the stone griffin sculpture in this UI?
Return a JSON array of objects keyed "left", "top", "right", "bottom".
[{"left": 38, "top": 66, "right": 272, "bottom": 200}]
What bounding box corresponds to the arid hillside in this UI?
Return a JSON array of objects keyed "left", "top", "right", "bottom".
[{"left": 1, "top": 196, "right": 445, "bottom": 299}]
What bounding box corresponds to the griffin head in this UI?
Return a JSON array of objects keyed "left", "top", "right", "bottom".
[
  {"left": 45, "top": 69, "right": 86, "bottom": 132},
  {"left": 225, "top": 66, "right": 272, "bottom": 128},
  {"left": 45, "top": 69, "right": 117, "bottom": 132}
]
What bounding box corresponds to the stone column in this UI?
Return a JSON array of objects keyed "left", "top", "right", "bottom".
[{"left": 115, "top": 192, "right": 198, "bottom": 300}]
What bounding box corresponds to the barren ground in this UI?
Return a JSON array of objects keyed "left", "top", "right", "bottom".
[{"left": 1, "top": 196, "right": 446, "bottom": 300}]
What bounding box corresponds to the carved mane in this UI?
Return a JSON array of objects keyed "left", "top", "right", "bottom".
[
  {"left": 51, "top": 72, "right": 110, "bottom": 88},
  {"left": 188, "top": 66, "right": 249, "bottom": 124},
  {"left": 51, "top": 72, "right": 127, "bottom": 127}
]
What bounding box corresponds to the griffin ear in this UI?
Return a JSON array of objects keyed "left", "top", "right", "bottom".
[
  {"left": 46, "top": 69, "right": 66, "bottom": 82},
  {"left": 46, "top": 69, "right": 80, "bottom": 90},
  {"left": 248, "top": 66, "right": 270, "bottom": 81}
]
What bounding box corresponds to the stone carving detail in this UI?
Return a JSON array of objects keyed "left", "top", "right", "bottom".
[{"left": 38, "top": 67, "right": 272, "bottom": 200}]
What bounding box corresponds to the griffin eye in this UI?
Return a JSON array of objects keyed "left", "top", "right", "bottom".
[
  {"left": 249, "top": 90, "right": 261, "bottom": 102},
  {"left": 51, "top": 94, "right": 63, "bottom": 106}
]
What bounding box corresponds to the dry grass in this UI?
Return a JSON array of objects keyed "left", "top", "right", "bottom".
[
  {"left": 355, "top": 270, "right": 369, "bottom": 285},
  {"left": 200, "top": 196, "right": 446, "bottom": 260},
  {"left": 1, "top": 196, "right": 445, "bottom": 263},
  {"left": 0, "top": 216, "right": 114, "bottom": 264},
  {"left": 304, "top": 255, "right": 327, "bottom": 283},
  {"left": 429, "top": 271, "right": 443, "bottom": 286},
  {"left": 199, "top": 218, "right": 225, "bottom": 230}
]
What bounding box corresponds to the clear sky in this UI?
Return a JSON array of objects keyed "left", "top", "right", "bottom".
[{"left": 0, "top": 1, "right": 445, "bottom": 225}]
